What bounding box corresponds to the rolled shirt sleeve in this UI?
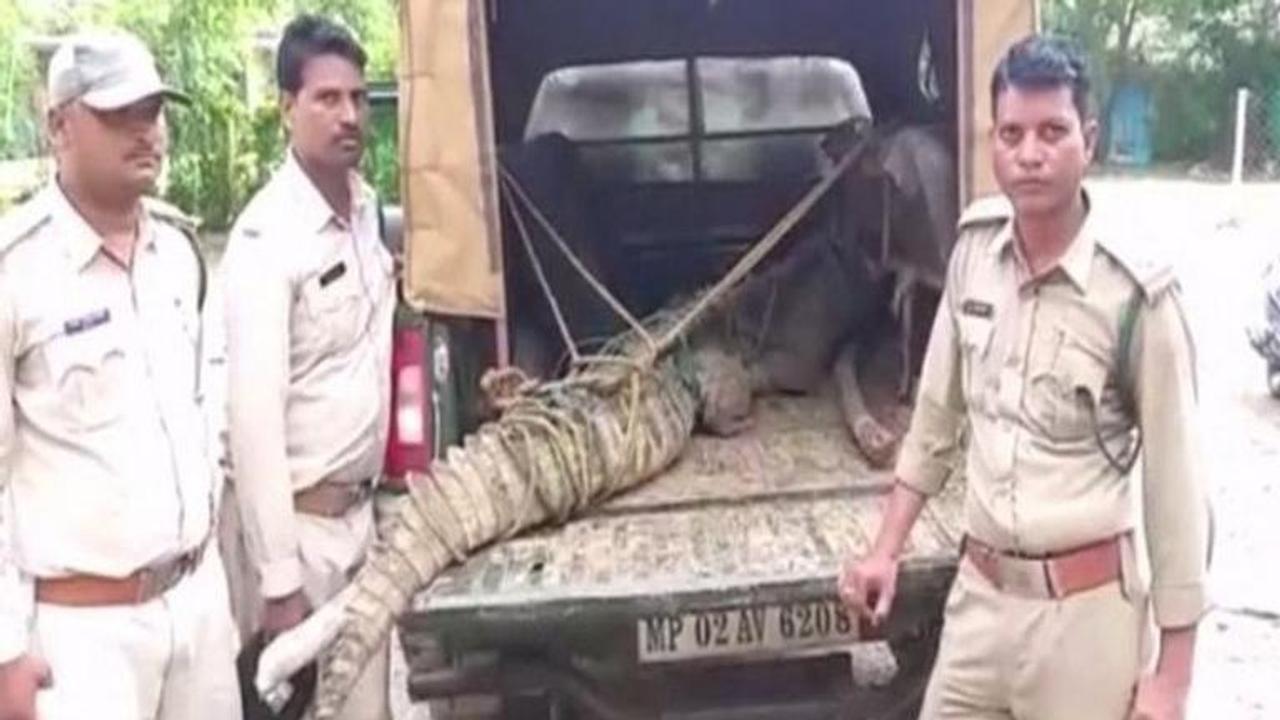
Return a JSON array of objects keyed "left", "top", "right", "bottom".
[
  {"left": 222, "top": 232, "right": 304, "bottom": 599},
  {"left": 1134, "top": 288, "right": 1211, "bottom": 628},
  {"left": 0, "top": 280, "right": 33, "bottom": 662},
  {"left": 894, "top": 283, "right": 967, "bottom": 496}
]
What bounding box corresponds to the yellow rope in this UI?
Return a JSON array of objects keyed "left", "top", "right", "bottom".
[
  {"left": 430, "top": 133, "right": 871, "bottom": 549},
  {"left": 652, "top": 135, "right": 869, "bottom": 357},
  {"left": 498, "top": 166, "right": 658, "bottom": 356},
  {"left": 496, "top": 131, "right": 869, "bottom": 370},
  {"left": 499, "top": 179, "right": 583, "bottom": 365}
]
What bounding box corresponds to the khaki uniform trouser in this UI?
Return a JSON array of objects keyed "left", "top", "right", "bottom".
[
  {"left": 33, "top": 545, "right": 242, "bottom": 720},
  {"left": 919, "top": 553, "right": 1153, "bottom": 720},
  {"left": 219, "top": 485, "right": 391, "bottom": 720}
]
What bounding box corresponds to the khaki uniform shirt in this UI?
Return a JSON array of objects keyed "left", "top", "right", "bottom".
[
  {"left": 896, "top": 192, "right": 1210, "bottom": 629},
  {"left": 0, "top": 184, "right": 214, "bottom": 661},
  {"left": 221, "top": 151, "right": 394, "bottom": 599}
]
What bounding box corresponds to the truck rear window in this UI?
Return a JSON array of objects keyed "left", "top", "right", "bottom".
[{"left": 524, "top": 56, "right": 872, "bottom": 183}]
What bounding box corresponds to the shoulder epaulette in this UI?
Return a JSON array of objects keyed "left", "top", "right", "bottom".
[
  {"left": 143, "top": 197, "right": 207, "bottom": 309},
  {"left": 1098, "top": 235, "right": 1177, "bottom": 303},
  {"left": 957, "top": 194, "right": 1014, "bottom": 231},
  {"left": 0, "top": 191, "right": 53, "bottom": 257},
  {"left": 143, "top": 196, "right": 200, "bottom": 235}
]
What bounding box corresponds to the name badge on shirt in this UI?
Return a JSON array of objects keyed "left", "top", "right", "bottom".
[
  {"left": 319, "top": 261, "right": 347, "bottom": 288},
  {"left": 961, "top": 299, "right": 994, "bottom": 319},
  {"left": 63, "top": 308, "right": 111, "bottom": 336}
]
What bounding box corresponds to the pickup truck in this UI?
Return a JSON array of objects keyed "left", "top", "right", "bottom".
[{"left": 377, "top": 1, "right": 1038, "bottom": 717}]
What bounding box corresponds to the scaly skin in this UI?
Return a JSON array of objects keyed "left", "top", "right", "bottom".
[
  {"left": 260, "top": 357, "right": 699, "bottom": 719},
  {"left": 260, "top": 277, "right": 909, "bottom": 716}
]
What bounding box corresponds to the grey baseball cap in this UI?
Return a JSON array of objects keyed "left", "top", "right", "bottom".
[{"left": 47, "top": 31, "right": 189, "bottom": 111}]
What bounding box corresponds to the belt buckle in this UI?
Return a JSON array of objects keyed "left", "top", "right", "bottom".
[
  {"left": 134, "top": 567, "right": 158, "bottom": 603},
  {"left": 178, "top": 548, "right": 200, "bottom": 577},
  {"left": 999, "top": 557, "right": 1053, "bottom": 599},
  {"left": 350, "top": 479, "right": 374, "bottom": 509},
  {"left": 357, "top": 478, "right": 374, "bottom": 502},
  {"left": 144, "top": 551, "right": 198, "bottom": 603}
]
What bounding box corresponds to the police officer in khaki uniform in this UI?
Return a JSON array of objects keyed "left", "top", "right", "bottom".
[
  {"left": 218, "top": 15, "right": 393, "bottom": 720},
  {"left": 0, "top": 32, "right": 240, "bottom": 720},
  {"left": 839, "top": 37, "right": 1209, "bottom": 720}
]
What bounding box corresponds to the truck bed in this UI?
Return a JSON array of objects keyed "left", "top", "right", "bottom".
[{"left": 401, "top": 391, "right": 964, "bottom": 676}]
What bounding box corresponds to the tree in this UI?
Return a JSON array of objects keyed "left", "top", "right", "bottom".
[
  {"left": 1045, "top": 0, "right": 1280, "bottom": 166},
  {"left": 0, "top": 1, "right": 39, "bottom": 162},
  {"left": 1045, "top": 0, "right": 1196, "bottom": 106},
  {"left": 1, "top": 0, "right": 398, "bottom": 228}
]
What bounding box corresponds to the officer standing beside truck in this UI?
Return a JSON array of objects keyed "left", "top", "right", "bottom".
[
  {"left": 219, "top": 14, "right": 394, "bottom": 720},
  {"left": 840, "top": 36, "right": 1210, "bottom": 720}
]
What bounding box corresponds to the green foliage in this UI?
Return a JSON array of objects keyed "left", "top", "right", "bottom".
[
  {"left": 365, "top": 98, "right": 400, "bottom": 204},
  {"left": 282, "top": 0, "right": 398, "bottom": 78},
  {"left": 0, "top": 0, "right": 399, "bottom": 229},
  {"left": 0, "top": 1, "right": 39, "bottom": 162},
  {"left": 1149, "top": 68, "right": 1225, "bottom": 163},
  {"left": 1045, "top": 0, "right": 1280, "bottom": 168}
]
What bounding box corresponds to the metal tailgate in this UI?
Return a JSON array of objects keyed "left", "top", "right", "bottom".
[{"left": 400, "top": 392, "right": 964, "bottom": 666}]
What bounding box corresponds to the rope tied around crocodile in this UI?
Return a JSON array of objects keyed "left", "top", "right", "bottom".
[{"left": 257, "top": 130, "right": 875, "bottom": 720}]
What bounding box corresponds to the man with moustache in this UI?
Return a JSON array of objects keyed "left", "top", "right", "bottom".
[
  {"left": 0, "top": 31, "right": 240, "bottom": 720},
  {"left": 218, "top": 15, "right": 393, "bottom": 720},
  {"left": 839, "top": 36, "right": 1210, "bottom": 720}
]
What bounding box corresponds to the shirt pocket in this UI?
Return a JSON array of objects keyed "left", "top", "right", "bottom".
[
  {"left": 1023, "top": 327, "right": 1109, "bottom": 441},
  {"left": 161, "top": 284, "right": 201, "bottom": 393},
  {"left": 957, "top": 313, "right": 995, "bottom": 403},
  {"left": 301, "top": 251, "right": 367, "bottom": 354},
  {"left": 42, "top": 327, "right": 128, "bottom": 432}
]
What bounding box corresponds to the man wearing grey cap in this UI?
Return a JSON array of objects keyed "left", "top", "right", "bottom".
[{"left": 0, "top": 31, "right": 240, "bottom": 720}]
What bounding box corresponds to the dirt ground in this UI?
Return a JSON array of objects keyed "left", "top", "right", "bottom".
[{"left": 381, "top": 177, "right": 1280, "bottom": 719}]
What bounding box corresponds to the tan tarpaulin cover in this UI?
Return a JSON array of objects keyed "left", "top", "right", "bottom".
[
  {"left": 402, "top": 0, "right": 1038, "bottom": 317},
  {"left": 961, "top": 0, "right": 1039, "bottom": 202},
  {"left": 400, "top": 0, "right": 503, "bottom": 318}
]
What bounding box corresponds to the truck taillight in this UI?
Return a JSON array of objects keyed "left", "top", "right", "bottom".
[{"left": 384, "top": 322, "right": 433, "bottom": 490}]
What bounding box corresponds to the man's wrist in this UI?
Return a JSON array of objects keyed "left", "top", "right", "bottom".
[
  {"left": 870, "top": 535, "right": 903, "bottom": 561},
  {"left": 1153, "top": 625, "right": 1197, "bottom": 687},
  {"left": 871, "top": 483, "right": 926, "bottom": 561}
]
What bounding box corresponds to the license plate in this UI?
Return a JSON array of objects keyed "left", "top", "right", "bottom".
[{"left": 637, "top": 599, "right": 858, "bottom": 663}]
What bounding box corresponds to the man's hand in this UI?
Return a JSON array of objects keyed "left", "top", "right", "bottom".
[
  {"left": 1129, "top": 671, "right": 1189, "bottom": 720},
  {"left": 261, "top": 589, "right": 312, "bottom": 640},
  {"left": 1131, "top": 625, "right": 1196, "bottom": 720},
  {"left": 838, "top": 550, "right": 900, "bottom": 627},
  {"left": 836, "top": 482, "right": 927, "bottom": 628},
  {"left": 0, "top": 654, "right": 52, "bottom": 720}
]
